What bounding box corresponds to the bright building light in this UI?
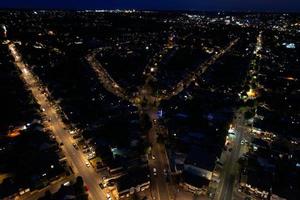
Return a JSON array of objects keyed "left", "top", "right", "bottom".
[{"left": 246, "top": 88, "right": 257, "bottom": 98}]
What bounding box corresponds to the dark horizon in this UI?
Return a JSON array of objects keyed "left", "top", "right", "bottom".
[
  {"left": 0, "top": 0, "right": 300, "bottom": 12},
  {"left": 0, "top": 7, "right": 300, "bottom": 14}
]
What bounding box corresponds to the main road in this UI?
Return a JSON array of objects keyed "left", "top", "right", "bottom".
[
  {"left": 147, "top": 108, "right": 173, "bottom": 200},
  {"left": 215, "top": 33, "right": 263, "bottom": 200},
  {"left": 8, "top": 41, "right": 107, "bottom": 200},
  {"left": 215, "top": 111, "right": 245, "bottom": 200},
  {"left": 87, "top": 48, "right": 173, "bottom": 200}
]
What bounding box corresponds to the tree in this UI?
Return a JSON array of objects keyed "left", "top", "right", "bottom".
[
  {"left": 74, "top": 176, "right": 87, "bottom": 199},
  {"left": 75, "top": 176, "right": 84, "bottom": 186},
  {"left": 244, "top": 110, "right": 254, "bottom": 120}
]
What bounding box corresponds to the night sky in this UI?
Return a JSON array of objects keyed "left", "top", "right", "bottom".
[{"left": 0, "top": 0, "right": 300, "bottom": 12}]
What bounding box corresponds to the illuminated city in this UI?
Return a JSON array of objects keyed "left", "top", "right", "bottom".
[{"left": 0, "top": 1, "right": 300, "bottom": 200}]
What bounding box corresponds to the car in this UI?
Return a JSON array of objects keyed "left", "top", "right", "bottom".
[
  {"left": 153, "top": 168, "right": 157, "bottom": 176},
  {"left": 72, "top": 143, "right": 79, "bottom": 150},
  {"left": 107, "top": 181, "right": 114, "bottom": 187},
  {"left": 241, "top": 139, "right": 248, "bottom": 145},
  {"left": 72, "top": 134, "right": 81, "bottom": 139},
  {"left": 83, "top": 148, "right": 90, "bottom": 153},
  {"left": 163, "top": 169, "right": 167, "bottom": 176},
  {"left": 63, "top": 181, "right": 71, "bottom": 186},
  {"left": 106, "top": 194, "right": 112, "bottom": 200},
  {"left": 85, "top": 161, "right": 90, "bottom": 168},
  {"left": 99, "top": 183, "right": 105, "bottom": 189},
  {"left": 152, "top": 155, "right": 156, "bottom": 160},
  {"left": 216, "top": 161, "right": 224, "bottom": 167}
]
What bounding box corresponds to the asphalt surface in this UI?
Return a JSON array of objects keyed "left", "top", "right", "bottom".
[
  {"left": 148, "top": 112, "right": 172, "bottom": 200},
  {"left": 215, "top": 33, "right": 263, "bottom": 200},
  {"left": 215, "top": 112, "right": 244, "bottom": 200},
  {"left": 88, "top": 54, "right": 173, "bottom": 200},
  {"left": 8, "top": 42, "right": 106, "bottom": 200}
]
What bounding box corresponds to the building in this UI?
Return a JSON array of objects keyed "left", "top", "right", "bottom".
[
  {"left": 181, "top": 171, "right": 210, "bottom": 194},
  {"left": 184, "top": 146, "right": 217, "bottom": 180},
  {"left": 115, "top": 167, "right": 150, "bottom": 199}
]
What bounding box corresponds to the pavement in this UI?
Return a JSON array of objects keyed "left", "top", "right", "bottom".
[{"left": 8, "top": 42, "right": 107, "bottom": 200}]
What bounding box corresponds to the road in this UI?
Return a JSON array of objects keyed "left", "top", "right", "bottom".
[
  {"left": 8, "top": 42, "right": 107, "bottom": 200},
  {"left": 139, "top": 40, "right": 240, "bottom": 200},
  {"left": 215, "top": 33, "right": 263, "bottom": 200},
  {"left": 150, "top": 144, "right": 172, "bottom": 200},
  {"left": 142, "top": 44, "right": 177, "bottom": 82},
  {"left": 86, "top": 52, "right": 130, "bottom": 102},
  {"left": 159, "top": 38, "right": 239, "bottom": 101},
  {"left": 85, "top": 38, "right": 240, "bottom": 200},
  {"left": 147, "top": 109, "right": 173, "bottom": 200},
  {"left": 254, "top": 31, "right": 262, "bottom": 57},
  {"left": 86, "top": 44, "right": 173, "bottom": 200},
  {"left": 138, "top": 50, "right": 174, "bottom": 200},
  {"left": 215, "top": 112, "right": 247, "bottom": 200}
]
